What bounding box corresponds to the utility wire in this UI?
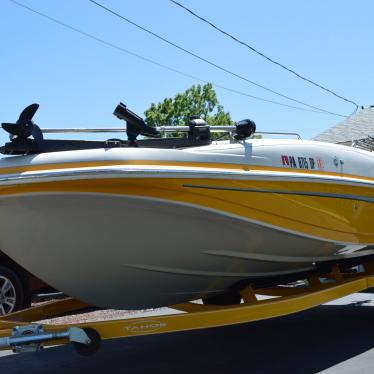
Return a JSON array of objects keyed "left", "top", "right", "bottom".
[
  {"left": 88, "top": 0, "right": 347, "bottom": 117},
  {"left": 170, "top": 0, "right": 360, "bottom": 113},
  {"left": 8, "top": 0, "right": 344, "bottom": 117}
]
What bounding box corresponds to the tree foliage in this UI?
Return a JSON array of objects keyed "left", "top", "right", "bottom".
[{"left": 144, "top": 83, "right": 234, "bottom": 127}]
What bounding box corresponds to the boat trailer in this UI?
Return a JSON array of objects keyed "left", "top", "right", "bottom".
[{"left": 1, "top": 262, "right": 374, "bottom": 356}]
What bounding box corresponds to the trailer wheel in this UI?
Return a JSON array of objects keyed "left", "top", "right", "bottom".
[
  {"left": 0, "top": 265, "right": 31, "bottom": 315},
  {"left": 73, "top": 328, "right": 101, "bottom": 356},
  {"left": 202, "top": 291, "right": 242, "bottom": 305}
]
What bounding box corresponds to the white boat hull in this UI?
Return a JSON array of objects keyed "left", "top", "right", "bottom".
[{"left": 0, "top": 192, "right": 349, "bottom": 309}]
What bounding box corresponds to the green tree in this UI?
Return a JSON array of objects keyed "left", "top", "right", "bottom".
[{"left": 144, "top": 83, "right": 234, "bottom": 128}]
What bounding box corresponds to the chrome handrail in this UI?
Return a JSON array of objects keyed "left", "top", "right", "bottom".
[{"left": 40, "top": 127, "right": 301, "bottom": 139}]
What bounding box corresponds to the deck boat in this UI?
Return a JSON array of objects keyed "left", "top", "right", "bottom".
[{"left": 0, "top": 103, "right": 373, "bottom": 309}]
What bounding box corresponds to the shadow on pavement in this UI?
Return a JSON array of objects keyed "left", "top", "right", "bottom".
[{"left": 1, "top": 303, "right": 374, "bottom": 374}]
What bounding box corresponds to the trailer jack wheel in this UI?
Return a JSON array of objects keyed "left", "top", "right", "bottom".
[{"left": 73, "top": 328, "right": 101, "bottom": 356}]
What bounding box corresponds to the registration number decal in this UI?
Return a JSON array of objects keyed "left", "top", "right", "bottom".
[{"left": 281, "top": 155, "right": 325, "bottom": 170}]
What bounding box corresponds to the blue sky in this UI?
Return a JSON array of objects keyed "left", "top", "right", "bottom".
[{"left": 1, "top": 0, "right": 373, "bottom": 144}]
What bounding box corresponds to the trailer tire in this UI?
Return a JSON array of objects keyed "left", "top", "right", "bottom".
[{"left": 0, "top": 265, "right": 31, "bottom": 315}]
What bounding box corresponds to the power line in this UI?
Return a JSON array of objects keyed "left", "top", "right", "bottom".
[
  {"left": 8, "top": 0, "right": 345, "bottom": 117},
  {"left": 170, "top": 0, "right": 360, "bottom": 113},
  {"left": 88, "top": 0, "right": 347, "bottom": 117}
]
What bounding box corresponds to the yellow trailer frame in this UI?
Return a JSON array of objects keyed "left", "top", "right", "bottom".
[{"left": 1, "top": 262, "right": 374, "bottom": 355}]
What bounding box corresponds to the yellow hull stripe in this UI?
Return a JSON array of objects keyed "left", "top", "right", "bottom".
[
  {"left": 0, "top": 177, "right": 373, "bottom": 244},
  {"left": 0, "top": 159, "right": 373, "bottom": 183}
]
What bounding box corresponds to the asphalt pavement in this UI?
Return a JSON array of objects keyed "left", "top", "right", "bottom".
[{"left": 1, "top": 292, "right": 374, "bottom": 374}]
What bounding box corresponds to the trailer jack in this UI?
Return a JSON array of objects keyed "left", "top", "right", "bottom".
[{"left": 0, "top": 324, "right": 101, "bottom": 355}]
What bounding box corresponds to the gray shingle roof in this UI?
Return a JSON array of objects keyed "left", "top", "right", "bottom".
[{"left": 313, "top": 106, "right": 374, "bottom": 143}]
